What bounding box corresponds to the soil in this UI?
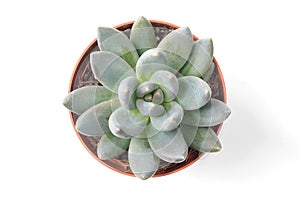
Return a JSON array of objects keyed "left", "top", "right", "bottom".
[{"left": 69, "top": 21, "right": 225, "bottom": 177}]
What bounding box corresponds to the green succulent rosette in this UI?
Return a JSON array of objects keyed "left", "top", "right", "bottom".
[{"left": 63, "top": 16, "right": 231, "bottom": 180}]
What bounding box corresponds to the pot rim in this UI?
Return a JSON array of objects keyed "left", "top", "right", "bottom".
[{"left": 67, "top": 19, "right": 227, "bottom": 178}]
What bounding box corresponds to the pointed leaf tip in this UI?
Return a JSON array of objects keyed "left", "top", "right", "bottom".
[
  {"left": 63, "top": 86, "right": 115, "bottom": 115},
  {"left": 148, "top": 128, "right": 188, "bottom": 163},
  {"left": 129, "top": 138, "right": 159, "bottom": 180},
  {"left": 131, "top": 16, "right": 156, "bottom": 55},
  {"left": 191, "top": 128, "right": 222, "bottom": 153},
  {"left": 177, "top": 26, "right": 192, "bottom": 36},
  {"left": 157, "top": 26, "right": 193, "bottom": 71},
  {"left": 180, "top": 38, "right": 214, "bottom": 77},
  {"left": 182, "top": 98, "right": 231, "bottom": 127},
  {"left": 97, "top": 27, "right": 139, "bottom": 67}
]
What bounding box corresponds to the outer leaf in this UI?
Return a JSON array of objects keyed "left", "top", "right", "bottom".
[
  {"left": 130, "top": 16, "right": 157, "bottom": 55},
  {"left": 76, "top": 98, "right": 120, "bottom": 136},
  {"left": 151, "top": 102, "right": 184, "bottom": 132},
  {"left": 90, "top": 51, "right": 135, "bottom": 93},
  {"left": 147, "top": 128, "right": 188, "bottom": 163},
  {"left": 180, "top": 38, "right": 214, "bottom": 77},
  {"left": 108, "top": 107, "right": 148, "bottom": 139},
  {"left": 190, "top": 128, "right": 222, "bottom": 152},
  {"left": 118, "top": 77, "right": 140, "bottom": 110},
  {"left": 136, "top": 48, "right": 178, "bottom": 82},
  {"left": 150, "top": 70, "right": 179, "bottom": 102},
  {"left": 97, "top": 27, "right": 139, "bottom": 67},
  {"left": 136, "top": 99, "right": 165, "bottom": 117},
  {"left": 177, "top": 76, "right": 212, "bottom": 110},
  {"left": 128, "top": 138, "right": 160, "bottom": 180},
  {"left": 179, "top": 123, "right": 198, "bottom": 146},
  {"left": 182, "top": 98, "right": 231, "bottom": 127},
  {"left": 63, "top": 86, "right": 115, "bottom": 115},
  {"left": 202, "top": 62, "right": 216, "bottom": 82},
  {"left": 97, "top": 132, "right": 130, "bottom": 160},
  {"left": 157, "top": 27, "right": 193, "bottom": 71}
]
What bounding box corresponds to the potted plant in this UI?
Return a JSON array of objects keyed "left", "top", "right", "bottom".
[{"left": 63, "top": 16, "right": 231, "bottom": 180}]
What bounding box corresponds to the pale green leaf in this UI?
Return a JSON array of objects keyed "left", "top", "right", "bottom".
[
  {"left": 157, "top": 27, "right": 193, "bottom": 71},
  {"left": 118, "top": 77, "right": 140, "bottom": 110},
  {"left": 128, "top": 137, "right": 160, "bottom": 180},
  {"left": 136, "top": 82, "right": 158, "bottom": 97},
  {"left": 135, "top": 48, "right": 178, "bottom": 82},
  {"left": 90, "top": 51, "right": 135, "bottom": 93},
  {"left": 97, "top": 27, "right": 139, "bottom": 67},
  {"left": 182, "top": 98, "right": 231, "bottom": 127},
  {"left": 151, "top": 102, "right": 183, "bottom": 132},
  {"left": 130, "top": 16, "right": 157, "bottom": 55},
  {"left": 150, "top": 70, "right": 179, "bottom": 102},
  {"left": 76, "top": 99, "right": 120, "bottom": 136},
  {"left": 147, "top": 128, "right": 188, "bottom": 163},
  {"left": 180, "top": 38, "right": 214, "bottom": 77},
  {"left": 190, "top": 127, "right": 222, "bottom": 152},
  {"left": 177, "top": 76, "right": 212, "bottom": 110},
  {"left": 152, "top": 89, "right": 164, "bottom": 104},
  {"left": 179, "top": 123, "right": 198, "bottom": 146},
  {"left": 202, "top": 62, "right": 216, "bottom": 82},
  {"left": 108, "top": 107, "right": 149, "bottom": 139},
  {"left": 63, "top": 86, "right": 115, "bottom": 115},
  {"left": 136, "top": 99, "right": 165, "bottom": 117},
  {"left": 97, "top": 132, "right": 130, "bottom": 160}
]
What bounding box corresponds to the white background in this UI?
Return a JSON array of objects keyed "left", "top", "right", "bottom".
[{"left": 1, "top": 0, "right": 299, "bottom": 199}]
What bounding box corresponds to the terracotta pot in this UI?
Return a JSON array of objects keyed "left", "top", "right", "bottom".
[{"left": 68, "top": 20, "right": 227, "bottom": 178}]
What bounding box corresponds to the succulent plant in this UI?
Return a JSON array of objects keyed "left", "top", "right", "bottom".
[{"left": 63, "top": 16, "right": 231, "bottom": 180}]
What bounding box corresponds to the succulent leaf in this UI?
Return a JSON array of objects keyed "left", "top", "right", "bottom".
[
  {"left": 109, "top": 107, "right": 148, "bottom": 139},
  {"left": 90, "top": 51, "right": 135, "bottom": 93},
  {"left": 76, "top": 98, "right": 120, "bottom": 136},
  {"left": 128, "top": 137, "right": 160, "bottom": 180},
  {"left": 144, "top": 94, "right": 153, "bottom": 102},
  {"left": 130, "top": 16, "right": 157, "bottom": 55},
  {"left": 177, "top": 76, "right": 212, "bottom": 110},
  {"left": 157, "top": 27, "right": 193, "bottom": 71},
  {"left": 152, "top": 89, "right": 164, "bottom": 104},
  {"left": 136, "top": 82, "right": 158, "bottom": 98},
  {"left": 182, "top": 98, "right": 231, "bottom": 127},
  {"left": 63, "top": 86, "right": 115, "bottom": 115},
  {"left": 151, "top": 102, "right": 184, "bottom": 132},
  {"left": 97, "top": 27, "right": 139, "bottom": 67},
  {"left": 180, "top": 38, "right": 214, "bottom": 77},
  {"left": 97, "top": 132, "right": 130, "bottom": 160},
  {"left": 128, "top": 109, "right": 150, "bottom": 126},
  {"left": 135, "top": 48, "right": 178, "bottom": 82},
  {"left": 148, "top": 128, "right": 188, "bottom": 163},
  {"left": 190, "top": 128, "right": 222, "bottom": 152},
  {"left": 150, "top": 70, "right": 179, "bottom": 102},
  {"left": 202, "top": 62, "right": 216, "bottom": 82},
  {"left": 179, "top": 123, "right": 198, "bottom": 146},
  {"left": 136, "top": 99, "right": 165, "bottom": 117},
  {"left": 118, "top": 77, "right": 140, "bottom": 110}
]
